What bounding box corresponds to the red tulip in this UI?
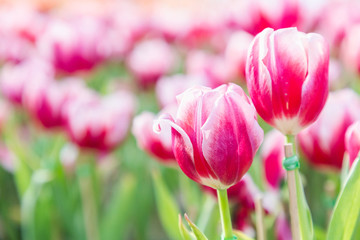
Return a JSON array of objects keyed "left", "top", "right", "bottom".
[
  {"left": 66, "top": 90, "right": 136, "bottom": 151},
  {"left": 132, "top": 104, "right": 177, "bottom": 165},
  {"left": 261, "top": 130, "right": 285, "bottom": 189},
  {"left": 298, "top": 89, "right": 360, "bottom": 170},
  {"left": 246, "top": 27, "right": 329, "bottom": 135},
  {"left": 155, "top": 83, "right": 263, "bottom": 189},
  {"left": 345, "top": 121, "right": 360, "bottom": 167}
]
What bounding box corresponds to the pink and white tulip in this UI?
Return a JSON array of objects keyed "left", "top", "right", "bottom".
[
  {"left": 37, "top": 17, "right": 106, "bottom": 73},
  {"left": 345, "top": 121, "right": 360, "bottom": 167},
  {"left": 155, "top": 83, "right": 263, "bottom": 189},
  {"left": 261, "top": 130, "right": 285, "bottom": 189},
  {"left": 298, "top": 89, "right": 360, "bottom": 170},
  {"left": 155, "top": 74, "right": 208, "bottom": 108},
  {"left": 0, "top": 57, "right": 54, "bottom": 105},
  {"left": 225, "top": 31, "right": 254, "bottom": 82},
  {"left": 246, "top": 27, "right": 329, "bottom": 135},
  {"left": 23, "top": 78, "right": 93, "bottom": 129},
  {"left": 127, "top": 39, "right": 176, "bottom": 89},
  {"left": 66, "top": 90, "right": 136, "bottom": 151},
  {"left": 132, "top": 105, "right": 177, "bottom": 165}
]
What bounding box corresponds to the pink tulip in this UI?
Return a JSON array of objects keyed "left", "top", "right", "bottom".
[
  {"left": 226, "top": 0, "right": 301, "bottom": 35},
  {"left": 261, "top": 130, "right": 285, "bottom": 189},
  {"left": 246, "top": 27, "right": 329, "bottom": 135},
  {"left": 155, "top": 83, "right": 263, "bottom": 189},
  {"left": 0, "top": 33, "right": 33, "bottom": 64},
  {"left": 0, "top": 57, "right": 54, "bottom": 105},
  {"left": 186, "top": 50, "right": 234, "bottom": 88},
  {"left": 66, "top": 90, "right": 135, "bottom": 151},
  {"left": 275, "top": 213, "right": 292, "bottom": 240},
  {"left": 298, "top": 89, "right": 360, "bottom": 170},
  {"left": 37, "top": 17, "right": 106, "bottom": 73},
  {"left": 316, "top": 1, "right": 360, "bottom": 51},
  {"left": 155, "top": 74, "right": 208, "bottom": 108},
  {"left": 132, "top": 105, "right": 177, "bottom": 165},
  {"left": 127, "top": 39, "right": 176, "bottom": 89},
  {"left": 23, "top": 78, "right": 93, "bottom": 129},
  {"left": 345, "top": 121, "right": 360, "bottom": 167},
  {"left": 341, "top": 24, "right": 360, "bottom": 75},
  {"left": 225, "top": 31, "right": 254, "bottom": 82}
]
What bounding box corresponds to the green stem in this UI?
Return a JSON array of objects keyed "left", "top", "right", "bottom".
[
  {"left": 217, "top": 189, "right": 233, "bottom": 239},
  {"left": 285, "top": 135, "right": 296, "bottom": 154},
  {"left": 197, "top": 194, "right": 216, "bottom": 231}
]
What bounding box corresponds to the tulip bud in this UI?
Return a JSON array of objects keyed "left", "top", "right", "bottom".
[
  {"left": 246, "top": 27, "right": 329, "bottom": 135},
  {"left": 345, "top": 121, "right": 360, "bottom": 167},
  {"left": 298, "top": 89, "right": 360, "bottom": 170},
  {"left": 155, "top": 83, "right": 263, "bottom": 189},
  {"left": 132, "top": 104, "right": 177, "bottom": 165},
  {"left": 66, "top": 90, "right": 136, "bottom": 151},
  {"left": 261, "top": 130, "right": 285, "bottom": 189}
]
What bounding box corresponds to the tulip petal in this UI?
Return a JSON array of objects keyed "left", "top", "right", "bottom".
[{"left": 299, "top": 33, "right": 329, "bottom": 126}]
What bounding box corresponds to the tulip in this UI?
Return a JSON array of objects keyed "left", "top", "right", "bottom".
[
  {"left": 23, "top": 78, "right": 94, "bottom": 129},
  {"left": 155, "top": 83, "right": 263, "bottom": 190},
  {"left": 345, "top": 121, "right": 360, "bottom": 167},
  {"left": 132, "top": 104, "right": 177, "bottom": 165},
  {"left": 155, "top": 74, "right": 208, "bottom": 108},
  {"left": 246, "top": 27, "right": 329, "bottom": 135},
  {"left": 225, "top": 31, "right": 254, "bottom": 82},
  {"left": 298, "top": 89, "right": 360, "bottom": 170},
  {"left": 127, "top": 39, "right": 176, "bottom": 89},
  {"left": 186, "top": 50, "right": 234, "bottom": 88},
  {"left": 341, "top": 24, "right": 360, "bottom": 75},
  {"left": 0, "top": 57, "right": 54, "bottom": 105},
  {"left": 275, "top": 213, "right": 292, "bottom": 240},
  {"left": 261, "top": 130, "right": 285, "bottom": 189},
  {"left": 66, "top": 90, "right": 136, "bottom": 151},
  {"left": 0, "top": 34, "right": 33, "bottom": 64},
  {"left": 37, "top": 17, "right": 106, "bottom": 73}
]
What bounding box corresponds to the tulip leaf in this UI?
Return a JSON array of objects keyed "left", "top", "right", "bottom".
[
  {"left": 295, "top": 169, "right": 314, "bottom": 240},
  {"left": 179, "top": 214, "right": 194, "bottom": 240},
  {"left": 152, "top": 170, "right": 181, "bottom": 239},
  {"left": 327, "top": 157, "right": 360, "bottom": 240},
  {"left": 233, "top": 230, "right": 254, "bottom": 240},
  {"left": 184, "top": 214, "right": 208, "bottom": 240}
]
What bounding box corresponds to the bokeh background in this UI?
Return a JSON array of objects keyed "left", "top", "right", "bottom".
[{"left": 1, "top": 0, "right": 360, "bottom": 239}]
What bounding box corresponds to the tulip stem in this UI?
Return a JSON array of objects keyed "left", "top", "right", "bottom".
[
  {"left": 217, "top": 189, "right": 233, "bottom": 240},
  {"left": 284, "top": 135, "right": 301, "bottom": 240}
]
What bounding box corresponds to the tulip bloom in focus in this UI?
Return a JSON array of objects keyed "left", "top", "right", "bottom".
[
  {"left": 345, "top": 121, "right": 360, "bottom": 167},
  {"left": 155, "top": 83, "right": 263, "bottom": 189},
  {"left": 246, "top": 27, "right": 329, "bottom": 135},
  {"left": 298, "top": 89, "right": 360, "bottom": 170},
  {"left": 132, "top": 104, "right": 177, "bottom": 165}
]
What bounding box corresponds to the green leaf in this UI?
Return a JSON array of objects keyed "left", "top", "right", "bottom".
[
  {"left": 100, "top": 174, "right": 137, "bottom": 239},
  {"left": 294, "top": 169, "right": 314, "bottom": 240},
  {"left": 184, "top": 214, "right": 208, "bottom": 240},
  {"left": 327, "top": 157, "right": 360, "bottom": 240},
  {"left": 233, "top": 230, "right": 254, "bottom": 240},
  {"left": 152, "top": 170, "right": 181, "bottom": 239},
  {"left": 179, "top": 214, "right": 193, "bottom": 240}
]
